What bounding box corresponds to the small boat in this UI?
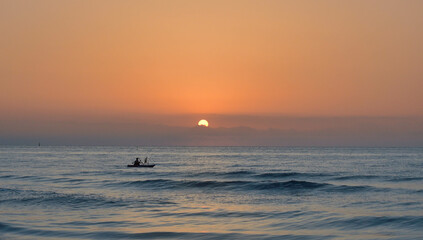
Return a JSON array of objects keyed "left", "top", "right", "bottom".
[
  {"left": 128, "top": 157, "right": 155, "bottom": 168},
  {"left": 127, "top": 164, "right": 155, "bottom": 168}
]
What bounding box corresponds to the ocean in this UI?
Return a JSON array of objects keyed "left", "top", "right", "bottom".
[{"left": 0, "top": 146, "right": 422, "bottom": 239}]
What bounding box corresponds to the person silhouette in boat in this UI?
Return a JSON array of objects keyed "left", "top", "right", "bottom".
[
  {"left": 133, "top": 158, "right": 141, "bottom": 166},
  {"left": 144, "top": 157, "right": 148, "bottom": 164}
]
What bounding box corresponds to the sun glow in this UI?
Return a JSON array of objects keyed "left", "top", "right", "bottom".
[{"left": 198, "top": 119, "right": 209, "bottom": 127}]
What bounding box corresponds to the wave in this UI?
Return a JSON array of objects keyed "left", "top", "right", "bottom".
[
  {"left": 0, "top": 188, "right": 175, "bottom": 209},
  {"left": 190, "top": 170, "right": 255, "bottom": 178},
  {"left": 154, "top": 170, "right": 332, "bottom": 180},
  {"left": 255, "top": 172, "right": 332, "bottom": 179},
  {"left": 0, "top": 174, "right": 47, "bottom": 181},
  {"left": 0, "top": 188, "right": 122, "bottom": 208},
  {"left": 175, "top": 171, "right": 423, "bottom": 183},
  {"left": 115, "top": 179, "right": 250, "bottom": 190},
  {"left": 0, "top": 174, "right": 94, "bottom": 187},
  {"left": 253, "top": 180, "right": 328, "bottom": 190},
  {"left": 331, "top": 175, "right": 383, "bottom": 181},
  {"left": 149, "top": 209, "right": 318, "bottom": 220},
  {"left": 0, "top": 174, "right": 14, "bottom": 179},
  {"left": 109, "top": 179, "right": 380, "bottom": 193},
  {"left": 388, "top": 177, "right": 423, "bottom": 182},
  {"left": 332, "top": 175, "right": 423, "bottom": 182},
  {"left": 325, "top": 185, "right": 381, "bottom": 193},
  {"left": 0, "top": 221, "right": 330, "bottom": 240},
  {"left": 318, "top": 215, "right": 423, "bottom": 230}
]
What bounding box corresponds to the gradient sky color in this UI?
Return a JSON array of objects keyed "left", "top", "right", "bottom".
[{"left": 1, "top": 0, "right": 423, "bottom": 146}]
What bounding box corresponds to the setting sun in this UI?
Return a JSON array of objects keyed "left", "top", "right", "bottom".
[{"left": 198, "top": 119, "right": 209, "bottom": 127}]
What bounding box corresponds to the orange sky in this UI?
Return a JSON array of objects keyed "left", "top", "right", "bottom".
[{"left": 1, "top": 0, "right": 423, "bottom": 118}]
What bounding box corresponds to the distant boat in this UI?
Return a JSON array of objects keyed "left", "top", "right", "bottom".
[{"left": 127, "top": 157, "right": 155, "bottom": 168}]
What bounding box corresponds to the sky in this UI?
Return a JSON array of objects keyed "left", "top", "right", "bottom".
[{"left": 1, "top": 0, "right": 423, "bottom": 146}]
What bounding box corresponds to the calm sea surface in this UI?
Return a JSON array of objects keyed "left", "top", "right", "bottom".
[{"left": 1, "top": 146, "right": 423, "bottom": 239}]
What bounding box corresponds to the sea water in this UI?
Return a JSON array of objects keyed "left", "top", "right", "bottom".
[{"left": 0, "top": 146, "right": 422, "bottom": 239}]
